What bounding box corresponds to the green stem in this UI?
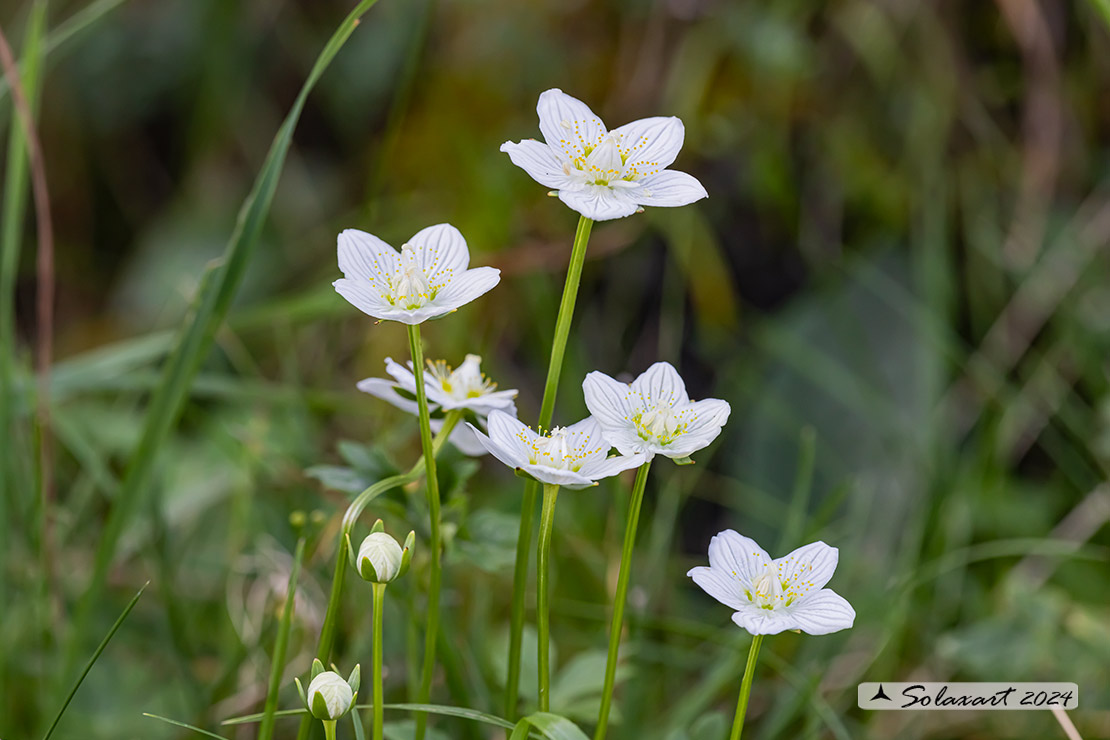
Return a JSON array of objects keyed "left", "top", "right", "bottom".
[
  {"left": 536, "top": 483, "right": 560, "bottom": 712},
  {"left": 295, "top": 410, "right": 462, "bottom": 740},
  {"left": 258, "top": 537, "right": 305, "bottom": 740},
  {"left": 594, "top": 461, "right": 652, "bottom": 740},
  {"left": 505, "top": 215, "right": 593, "bottom": 717},
  {"left": 372, "top": 582, "right": 386, "bottom": 740},
  {"left": 323, "top": 719, "right": 337, "bottom": 740},
  {"left": 408, "top": 323, "right": 442, "bottom": 740},
  {"left": 729, "top": 635, "right": 764, "bottom": 740}
]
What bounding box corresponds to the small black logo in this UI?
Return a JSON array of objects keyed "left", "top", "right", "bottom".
[{"left": 871, "top": 684, "right": 892, "bottom": 701}]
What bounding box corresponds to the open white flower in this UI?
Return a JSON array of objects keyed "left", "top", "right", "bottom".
[
  {"left": 687, "top": 530, "right": 855, "bottom": 636},
  {"left": 500, "top": 88, "right": 708, "bottom": 221},
  {"left": 468, "top": 410, "right": 645, "bottom": 489},
  {"left": 357, "top": 355, "right": 518, "bottom": 456},
  {"left": 583, "top": 361, "right": 730, "bottom": 460},
  {"left": 333, "top": 224, "right": 500, "bottom": 324}
]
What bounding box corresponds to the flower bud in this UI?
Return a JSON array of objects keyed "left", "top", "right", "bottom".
[
  {"left": 304, "top": 670, "right": 354, "bottom": 720},
  {"left": 351, "top": 520, "right": 414, "bottom": 584}
]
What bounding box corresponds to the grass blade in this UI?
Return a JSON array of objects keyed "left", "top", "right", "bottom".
[
  {"left": 41, "top": 582, "right": 148, "bottom": 740},
  {"left": 258, "top": 537, "right": 306, "bottom": 740},
  {"left": 143, "top": 713, "right": 230, "bottom": 740},
  {"left": 72, "top": 0, "right": 383, "bottom": 652}
]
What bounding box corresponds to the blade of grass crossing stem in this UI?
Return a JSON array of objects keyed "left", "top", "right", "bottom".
[
  {"left": 259, "top": 537, "right": 306, "bottom": 740},
  {"left": 0, "top": 0, "right": 46, "bottom": 564},
  {"left": 41, "top": 582, "right": 148, "bottom": 740},
  {"left": 72, "top": 0, "right": 383, "bottom": 659},
  {"left": 144, "top": 713, "right": 231, "bottom": 740}
]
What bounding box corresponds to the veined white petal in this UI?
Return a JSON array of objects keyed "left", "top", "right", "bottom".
[
  {"left": 408, "top": 223, "right": 470, "bottom": 285},
  {"left": 519, "top": 462, "right": 598, "bottom": 489},
  {"left": 486, "top": 409, "right": 541, "bottom": 450},
  {"left": 708, "top": 530, "right": 771, "bottom": 587},
  {"left": 687, "top": 565, "right": 747, "bottom": 611},
  {"left": 500, "top": 140, "right": 574, "bottom": 189},
  {"left": 337, "top": 229, "right": 399, "bottom": 288},
  {"left": 774, "top": 541, "right": 838, "bottom": 598},
  {"left": 435, "top": 266, "right": 501, "bottom": 311},
  {"left": 630, "top": 361, "right": 690, "bottom": 408},
  {"left": 578, "top": 452, "right": 646, "bottom": 480},
  {"left": 383, "top": 357, "right": 418, "bottom": 391},
  {"left": 609, "top": 116, "right": 685, "bottom": 175},
  {"left": 730, "top": 606, "right": 799, "bottom": 636},
  {"left": 582, "top": 371, "right": 634, "bottom": 431},
  {"left": 355, "top": 377, "right": 422, "bottom": 415},
  {"left": 654, "top": 398, "right": 731, "bottom": 458},
  {"left": 536, "top": 88, "right": 606, "bottom": 164},
  {"left": 779, "top": 590, "right": 856, "bottom": 635},
  {"left": 629, "top": 171, "right": 708, "bottom": 208},
  {"left": 373, "top": 303, "right": 456, "bottom": 325},
  {"left": 597, "top": 426, "right": 652, "bottom": 458},
  {"left": 333, "top": 278, "right": 398, "bottom": 321},
  {"left": 439, "top": 421, "right": 488, "bottom": 456},
  {"left": 467, "top": 422, "right": 528, "bottom": 470},
  {"left": 557, "top": 187, "right": 639, "bottom": 221},
  {"left": 438, "top": 389, "right": 518, "bottom": 414}
]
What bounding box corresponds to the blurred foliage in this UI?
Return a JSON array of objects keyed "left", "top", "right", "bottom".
[{"left": 2, "top": 0, "right": 1110, "bottom": 738}]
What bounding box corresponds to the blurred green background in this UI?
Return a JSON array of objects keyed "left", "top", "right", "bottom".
[{"left": 2, "top": 0, "right": 1110, "bottom": 738}]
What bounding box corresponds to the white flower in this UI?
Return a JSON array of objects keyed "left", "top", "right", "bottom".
[
  {"left": 500, "top": 88, "right": 708, "bottom": 221},
  {"left": 583, "top": 361, "right": 730, "bottom": 460},
  {"left": 306, "top": 670, "right": 355, "bottom": 720},
  {"left": 357, "top": 355, "right": 519, "bottom": 456},
  {"left": 333, "top": 224, "right": 500, "bottom": 324},
  {"left": 687, "top": 530, "right": 855, "bottom": 636},
  {"left": 467, "top": 410, "right": 646, "bottom": 489},
  {"left": 355, "top": 527, "right": 413, "bottom": 584}
]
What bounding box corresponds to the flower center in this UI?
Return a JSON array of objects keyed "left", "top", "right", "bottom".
[
  {"left": 744, "top": 563, "right": 800, "bottom": 610},
  {"left": 427, "top": 354, "right": 498, "bottom": 401},
  {"left": 633, "top": 401, "right": 687, "bottom": 445},
  {"left": 526, "top": 427, "right": 587, "bottom": 471},
  {"left": 389, "top": 244, "right": 435, "bottom": 309}
]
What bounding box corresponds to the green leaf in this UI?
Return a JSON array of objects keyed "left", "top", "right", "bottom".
[
  {"left": 259, "top": 538, "right": 306, "bottom": 740},
  {"left": 519, "top": 712, "right": 591, "bottom": 740},
  {"left": 42, "top": 583, "right": 148, "bottom": 740},
  {"left": 380, "top": 703, "right": 515, "bottom": 730},
  {"left": 672, "top": 455, "right": 695, "bottom": 466}
]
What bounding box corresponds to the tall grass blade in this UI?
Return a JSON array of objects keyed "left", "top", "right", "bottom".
[
  {"left": 41, "top": 582, "right": 148, "bottom": 740},
  {"left": 73, "top": 0, "right": 383, "bottom": 649},
  {"left": 143, "top": 713, "right": 230, "bottom": 740}
]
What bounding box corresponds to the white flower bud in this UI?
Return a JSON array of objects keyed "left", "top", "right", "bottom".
[
  {"left": 357, "top": 531, "right": 404, "bottom": 583},
  {"left": 306, "top": 670, "right": 354, "bottom": 720}
]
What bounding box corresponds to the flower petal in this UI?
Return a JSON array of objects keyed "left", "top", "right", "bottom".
[
  {"left": 730, "top": 606, "right": 799, "bottom": 636},
  {"left": 780, "top": 589, "right": 856, "bottom": 635},
  {"left": 407, "top": 223, "right": 470, "bottom": 285},
  {"left": 630, "top": 361, "right": 690, "bottom": 408},
  {"left": 537, "top": 88, "right": 606, "bottom": 164},
  {"left": 561, "top": 415, "right": 610, "bottom": 468},
  {"left": 333, "top": 278, "right": 397, "bottom": 321},
  {"left": 610, "top": 116, "right": 685, "bottom": 174},
  {"left": 337, "top": 229, "right": 399, "bottom": 289},
  {"left": 578, "top": 451, "right": 646, "bottom": 480},
  {"left": 485, "top": 409, "right": 541, "bottom": 452},
  {"left": 500, "top": 140, "right": 574, "bottom": 189},
  {"left": 707, "top": 530, "right": 771, "bottom": 588},
  {"left": 687, "top": 565, "right": 747, "bottom": 611},
  {"left": 583, "top": 371, "right": 635, "bottom": 432},
  {"left": 629, "top": 170, "right": 708, "bottom": 208},
  {"left": 467, "top": 421, "right": 528, "bottom": 470},
  {"left": 557, "top": 186, "right": 639, "bottom": 221},
  {"left": 520, "top": 463, "right": 598, "bottom": 489},
  {"left": 657, "top": 398, "right": 731, "bottom": 458},
  {"left": 383, "top": 357, "right": 418, "bottom": 391},
  {"left": 355, "top": 377, "right": 421, "bottom": 415},
  {"left": 774, "top": 541, "right": 839, "bottom": 599},
  {"left": 436, "top": 421, "right": 488, "bottom": 456},
  {"left": 435, "top": 266, "right": 501, "bottom": 311}
]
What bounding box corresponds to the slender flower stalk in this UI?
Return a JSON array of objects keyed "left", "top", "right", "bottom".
[
  {"left": 296, "top": 411, "right": 461, "bottom": 740},
  {"left": 408, "top": 323, "right": 443, "bottom": 740},
  {"left": 593, "top": 461, "right": 651, "bottom": 740},
  {"left": 505, "top": 214, "right": 593, "bottom": 717},
  {"left": 536, "top": 482, "right": 560, "bottom": 712},
  {"left": 729, "top": 635, "right": 764, "bottom": 740},
  {"left": 371, "top": 582, "right": 386, "bottom": 740}
]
